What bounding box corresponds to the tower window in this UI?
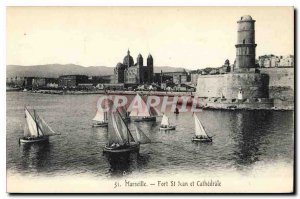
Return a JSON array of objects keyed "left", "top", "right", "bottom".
[{"left": 243, "top": 39, "right": 245, "bottom": 44}]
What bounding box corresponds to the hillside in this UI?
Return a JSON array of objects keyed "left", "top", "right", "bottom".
[
  {"left": 6, "top": 64, "right": 188, "bottom": 78},
  {"left": 6, "top": 64, "right": 113, "bottom": 78}
]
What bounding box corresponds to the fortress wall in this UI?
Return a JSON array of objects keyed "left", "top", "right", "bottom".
[
  {"left": 260, "top": 68, "right": 294, "bottom": 101},
  {"left": 196, "top": 74, "right": 226, "bottom": 98},
  {"left": 196, "top": 73, "right": 269, "bottom": 99},
  {"left": 260, "top": 68, "right": 294, "bottom": 88},
  {"left": 225, "top": 73, "right": 269, "bottom": 98}
]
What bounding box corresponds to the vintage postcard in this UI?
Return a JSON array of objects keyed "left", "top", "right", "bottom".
[{"left": 6, "top": 6, "right": 294, "bottom": 193}]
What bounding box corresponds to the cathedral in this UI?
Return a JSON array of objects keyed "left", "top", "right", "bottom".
[{"left": 114, "top": 50, "right": 154, "bottom": 85}]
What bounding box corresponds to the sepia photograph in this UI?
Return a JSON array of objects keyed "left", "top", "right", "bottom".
[{"left": 6, "top": 6, "right": 294, "bottom": 193}]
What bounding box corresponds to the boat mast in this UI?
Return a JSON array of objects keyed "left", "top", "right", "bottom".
[
  {"left": 34, "top": 109, "right": 40, "bottom": 137},
  {"left": 116, "top": 108, "right": 132, "bottom": 145}
]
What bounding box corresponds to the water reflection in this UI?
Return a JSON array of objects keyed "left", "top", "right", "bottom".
[
  {"left": 19, "top": 142, "right": 52, "bottom": 173},
  {"left": 104, "top": 152, "right": 150, "bottom": 177},
  {"left": 231, "top": 111, "right": 274, "bottom": 168}
]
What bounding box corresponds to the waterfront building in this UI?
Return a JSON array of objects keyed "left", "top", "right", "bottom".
[
  {"left": 258, "top": 54, "right": 280, "bottom": 68},
  {"left": 161, "top": 70, "right": 191, "bottom": 85},
  {"left": 191, "top": 73, "right": 200, "bottom": 85},
  {"left": 258, "top": 54, "right": 294, "bottom": 68},
  {"left": 6, "top": 76, "right": 58, "bottom": 89},
  {"left": 32, "top": 78, "right": 46, "bottom": 88},
  {"left": 279, "top": 55, "right": 294, "bottom": 67},
  {"left": 58, "top": 75, "right": 89, "bottom": 88},
  {"left": 6, "top": 76, "right": 33, "bottom": 87}
]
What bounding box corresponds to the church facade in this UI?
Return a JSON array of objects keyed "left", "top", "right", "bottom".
[{"left": 113, "top": 50, "right": 154, "bottom": 85}]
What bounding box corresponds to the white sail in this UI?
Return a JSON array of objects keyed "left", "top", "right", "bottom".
[
  {"left": 129, "top": 94, "right": 151, "bottom": 117},
  {"left": 108, "top": 102, "right": 136, "bottom": 145},
  {"left": 194, "top": 114, "right": 208, "bottom": 137},
  {"left": 24, "top": 108, "right": 39, "bottom": 137},
  {"left": 35, "top": 114, "right": 60, "bottom": 136},
  {"left": 24, "top": 107, "right": 59, "bottom": 137},
  {"left": 24, "top": 121, "right": 30, "bottom": 137},
  {"left": 111, "top": 112, "right": 125, "bottom": 145},
  {"left": 134, "top": 125, "right": 151, "bottom": 144},
  {"left": 92, "top": 110, "right": 106, "bottom": 122},
  {"left": 161, "top": 114, "right": 169, "bottom": 126}
]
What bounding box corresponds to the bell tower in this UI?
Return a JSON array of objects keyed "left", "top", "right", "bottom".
[
  {"left": 235, "top": 15, "right": 257, "bottom": 69},
  {"left": 137, "top": 54, "right": 143, "bottom": 67},
  {"left": 147, "top": 54, "right": 154, "bottom": 83}
]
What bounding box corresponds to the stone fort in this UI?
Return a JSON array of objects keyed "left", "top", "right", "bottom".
[{"left": 197, "top": 15, "right": 271, "bottom": 100}]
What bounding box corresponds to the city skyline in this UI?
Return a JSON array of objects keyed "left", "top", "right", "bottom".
[{"left": 7, "top": 7, "right": 294, "bottom": 70}]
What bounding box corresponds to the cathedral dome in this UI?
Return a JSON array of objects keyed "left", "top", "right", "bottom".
[
  {"left": 116, "top": 62, "right": 125, "bottom": 70},
  {"left": 123, "top": 49, "right": 134, "bottom": 67},
  {"left": 240, "top": 15, "right": 253, "bottom": 21}
]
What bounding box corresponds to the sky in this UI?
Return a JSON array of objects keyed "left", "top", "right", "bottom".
[{"left": 6, "top": 6, "right": 294, "bottom": 70}]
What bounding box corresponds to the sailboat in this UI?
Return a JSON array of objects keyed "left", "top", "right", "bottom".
[
  {"left": 117, "top": 106, "right": 131, "bottom": 122},
  {"left": 104, "top": 102, "right": 151, "bottom": 153},
  {"left": 129, "top": 93, "right": 161, "bottom": 122},
  {"left": 92, "top": 110, "right": 108, "bottom": 127},
  {"left": 192, "top": 113, "right": 212, "bottom": 142},
  {"left": 92, "top": 97, "right": 110, "bottom": 127},
  {"left": 20, "top": 107, "right": 60, "bottom": 143},
  {"left": 160, "top": 114, "right": 176, "bottom": 130},
  {"left": 104, "top": 112, "right": 137, "bottom": 153}
]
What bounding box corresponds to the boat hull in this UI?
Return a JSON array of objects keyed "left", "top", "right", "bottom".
[
  {"left": 123, "top": 117, "right": 131, "bottom": 122},
  {"left": 160, "top": 125, "right": 176, "bottom": 130},
  {"left": 103, "top": 144, "right": 140, "bottom": 153},
  {"left": 19, "top": 136, "right": 49, "bottom": 143},
  {"left": 92, "top": 122, "right": 108, "bottom": 127},
  {"left": 132, "top": 116, "right": 156, "bottom": 122},
  {"left": 192, "top": 137, "right": 212, "bottom": 142}
]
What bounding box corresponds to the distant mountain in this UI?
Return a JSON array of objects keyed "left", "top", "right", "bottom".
[
  {"left": 6, "top": 64, "right": 189, "bottom": 78},
  {"left": 6, "top": 64, "right": 113, "bottom": 78}
]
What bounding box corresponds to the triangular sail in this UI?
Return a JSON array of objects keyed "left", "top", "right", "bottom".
[
  {"left": 24, "top": 108, "right": 38, "bottom": 137},
  {"left": 161, "top": 114, "right": 169, "bottom": 126},
  {"left": 107, "top": 101, "right": 136, "bottom": 145},
  {"left": 129, "top": 94, "right": 151, "bottom": 117},
  {"left": 134, "top": 125, "right": 151, "bottom": 144},
  {"left": 109, "top": 111, "right": 126, "bottom": 145},
  {"left": 35, "top": 113, "right": 60, "bottom": 136},
  {"left": 23, "top": 118, "right": 31, "bottom": 137},
  {"left": 116, "top": 110, "right": 135, "bottom": 142},
  {"left": 92, "top": 110, "right": 106, "bottom": 122},
  {"left": 194, "top": 114, "right": 208, "bottom": 137}
]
